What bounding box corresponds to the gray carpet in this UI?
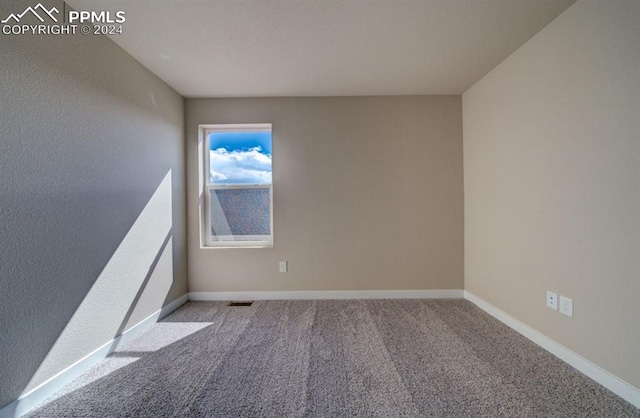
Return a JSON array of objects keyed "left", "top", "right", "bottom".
[{"left": 28, "top": 300, "right": 640, "bottom": 417}]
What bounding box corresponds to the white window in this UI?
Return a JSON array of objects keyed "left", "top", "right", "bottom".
[{"left": 200, "top": 124, "right": 273, "bottom": 248}]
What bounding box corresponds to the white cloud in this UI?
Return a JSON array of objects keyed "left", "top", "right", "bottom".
[
  {"left": 210, "top": 170, "right": 227, "bottom": 181},
  {"left": 210, "top": 147, "right": 272, "bottom": 184}
]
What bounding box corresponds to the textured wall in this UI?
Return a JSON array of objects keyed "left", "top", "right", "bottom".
[
  {"left": 186, "top": 96, "right": 463, "bottom": 292},
  {"left": 463, "top": 0, "right": 640, "bottom": 388},
  {"left": 0, "top": 0, "right": 187, "bottom": 407}
]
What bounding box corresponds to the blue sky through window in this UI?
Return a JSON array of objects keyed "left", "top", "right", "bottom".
[{"left": 209, "top": 131, "right": 272, "bottom": 184}]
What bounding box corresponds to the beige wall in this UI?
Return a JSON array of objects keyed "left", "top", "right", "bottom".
[
  {"left": 463, "top": 0, "right": 640, "bottom": 389},
  {"left": 186, "top": 96, "right": 463, "bottom": 292},
  {"left": 0, "top": 0, "right": 186, "bottom": 406}
]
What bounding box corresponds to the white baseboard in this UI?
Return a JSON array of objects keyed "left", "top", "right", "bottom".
[
  {"left": 464, "top": 291, "right": 640, "bottom": 409},
  {"left": 154, "top": 294, "right": 189, "bottom": 321},
  {"left": 188, "top": 289, "right": 464, "bottom": 301},
  {"left": 0, "top": 294, "right": 189, "bottom": 418}
]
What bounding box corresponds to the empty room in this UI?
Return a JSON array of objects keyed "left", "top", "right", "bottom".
[{"left": 1, "top": 0, "right": 638, "bottom": 416}]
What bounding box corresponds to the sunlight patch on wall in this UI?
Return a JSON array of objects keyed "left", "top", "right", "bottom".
[{"left": 25, "top": 170, "right": 174, "bottom": 393}]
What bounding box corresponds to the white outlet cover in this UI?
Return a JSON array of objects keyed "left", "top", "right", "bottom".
[
  {"left": 546, "top": 291, "right": 558, "bottom": 310},
  {"left": 559, "top": 295, "right": 573, "bottom": 317},
  {"left": 279, "top": 261, "right": 288, "bottom": 273}
]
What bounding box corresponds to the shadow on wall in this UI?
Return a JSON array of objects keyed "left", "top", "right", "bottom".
[{"left": 3, "top": 170, "right": 175, "bottom": 415}]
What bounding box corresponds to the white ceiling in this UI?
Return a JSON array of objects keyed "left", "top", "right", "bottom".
[{"left": 69, "top": 0, "right": 576, "bottom": 97}]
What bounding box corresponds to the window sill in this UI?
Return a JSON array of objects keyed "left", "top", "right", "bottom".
[{"left": 200, "top": 243, "right": 273, "bottom": 250}]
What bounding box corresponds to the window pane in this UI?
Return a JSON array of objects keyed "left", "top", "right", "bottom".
[
  {"left": 209, "top": 131, "right": 272, "bottom": 185},
  {"left": 210, "top": 187, "right": 271, "bottom": 238},
  {"left": 203, "top": 125, "right": 273, "bottom": 246}
]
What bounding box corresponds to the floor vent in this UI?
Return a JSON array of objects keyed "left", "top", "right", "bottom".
[{"left": 227, "top": 301, "right": 254, "bottom": 307}]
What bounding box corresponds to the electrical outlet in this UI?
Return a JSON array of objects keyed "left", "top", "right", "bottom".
[
  {"left": 559, "top": 296, "right": 573, "bottom": 317},
  {"left": 546, "top": 291, "right": 558, "bottom": 310},
  {"left": 279, "top": 261, "right": 288, "bottom": 273}
]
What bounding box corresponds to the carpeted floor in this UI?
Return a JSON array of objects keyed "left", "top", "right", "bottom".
[{"left": 28, "top": 299, "right": 639, "bottom": 417}]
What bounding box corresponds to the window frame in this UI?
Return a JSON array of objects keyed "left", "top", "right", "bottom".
[{"left": 200, "top": 123, "right": 273, "bottom": 249}]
